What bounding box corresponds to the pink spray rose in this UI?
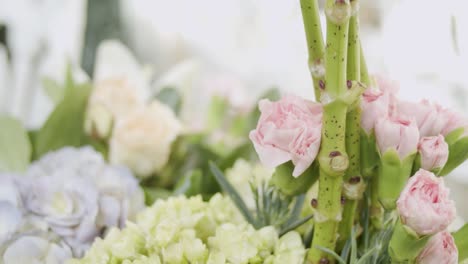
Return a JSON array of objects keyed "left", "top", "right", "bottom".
[
  {"left": 416, "top": 231, "right": 458, "bottom": 264},
  {"left": 398, "top": 100, "right": 467, "bottom": 137},
  {"left": 418, "top": 135, "right": 449, "bottom": 171},
  {"left": 360, "top": 76, "right": 399, "bottom": 134},
  {"left": 397, "top": 169, "right": 456, "bottom": 235},
  {"left": 249, "top": 95, "right": 323, "bottom": 177},
  {"left": 375, "top": 115, "right": 419, "bottom": 159}
]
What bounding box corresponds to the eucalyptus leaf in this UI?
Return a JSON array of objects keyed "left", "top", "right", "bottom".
[
  {"left": 0, "top": 115, "right": 31, "bottom": 172},
  {"left": 209, "top": 161, "right": 257, "bottom": 227},
  {"left": 34, "top": 83, "right": 92, "bottom": 158},
  {"left": 155, "top": 87, "right": 182, "bottom": 115},
  {"left": 314, "top": 246, "right": 347, "bottom": 264}
]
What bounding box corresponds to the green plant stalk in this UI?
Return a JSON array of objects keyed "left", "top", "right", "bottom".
[
  {"left": 306, "top": 0, "right": 351, "bottom": 262},
  {"left": 300, "top": 0, "right": 325, "bottom": 100},
  {"left": 453, "top": 224, "right": 468, "bottom": 261},
  {"left": 337, "top": 14, "right": 362, "bottom": 250},
  {"left": 359, "top": 43, "right": 371, "bottom": 85}
]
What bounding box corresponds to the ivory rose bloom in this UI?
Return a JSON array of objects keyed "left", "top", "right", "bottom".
[
  {"left": 418, "top": 135, "right": 449, "bottom": 171},
  {"left": 416, "top": 231, "right": 458, "bottom": 264},
  {"left": 375, "top": 115, "right": 419, "bottom": 159},
  {"left": 85, "top": 78, "right": 145, "bottom": 139},
  {"left": 249, "top": 95, "right": 323, "bottom": 177},
  {"left": 396, "top": 169, "right": 456, "bottom": 235},
  {"left": 398, "top": 100, "right": 467, "bottom": 138},
  {"left": 110, "top": 101, "right": 182, "bottom": 178}
]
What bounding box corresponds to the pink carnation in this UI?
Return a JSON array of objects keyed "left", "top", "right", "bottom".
[
  {"left": 397, "top": 169, "right": 456, "bottom": 235},
  {"left": 398, "top": 100, "right": 467, "bottom": 137},
  {"left": 418, "top": 135, "right": 449, "bottom": 171},
  {"left": 375, "top": 115, "right": 419, "bottom": 159},
  {"left": 417, "top": 231, "right": 458, "bottom": 264},
  {"left": 360, "top": 77, "right": 399, "bottom": 134},
  {"left": 249, "top": 95, "right": 322, "bottom": 177}
]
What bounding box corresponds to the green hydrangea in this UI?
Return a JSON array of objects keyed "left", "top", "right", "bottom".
[{"left": 69, "top": 194, "right": 305, "bottom": 264}]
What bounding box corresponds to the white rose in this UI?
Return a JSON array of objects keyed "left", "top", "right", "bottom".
[
  {"left": 85, "top": 78, "right": 145, "bottom": 139},
  {"left": 109, "top": 100, "right": 182, "bottom": 178},
  {"left": 2, "top": 235, "right": 72, "bottom": 264}
]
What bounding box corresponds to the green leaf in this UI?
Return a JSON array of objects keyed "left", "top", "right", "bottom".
[
  {"left": 155, "top": 87, "right": 182, "bottom": 115},
  {"left": 42, "top": 77, "right": 65, "bottom": 104},
  {"left": 209, "top": 161, "right": 257, "bottom": 227},
  {"left": 283, "top": 194, "right": 305, "bottom": 227},
  {"left": 34, "top": 83, "right": 92, "bottom": 158},
  {"left": 271, "top": 161, "right": 319, "bottom": 196},
  {"left": 453, "top": 224, "right": 468, "bottom": 262},
  {"left": 440, "top": 136, "right": 468, "bottom": 176},
  {"left": 173, "top": 170, "right": 203, "bottom": 196},
  {"left": 355, "top": 247, "right": 379, "bottom": 264},
  {"left": 279, "top": 214, "right": 313, "bottom": 236},
  {"left": 314, "top": 246, "right": 347, "bottom": 264},
  {"left": 0, "top": 115, "right": 31, "bottom": 172}
]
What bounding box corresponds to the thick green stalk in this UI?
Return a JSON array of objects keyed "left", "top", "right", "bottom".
[
  {"left": 300, "top": 0, "right": 325, "bottom": 100},
  {"left": 306, "top": 0, "right": 351, "bottom": 263},
  {"left": 337, "top": 13, "right": 362, "bottom": 250},
  {"left": 360, "top": 43, "right": 371, "bottom": 85}
]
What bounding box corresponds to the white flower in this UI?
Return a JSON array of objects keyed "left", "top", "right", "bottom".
[
  {"left": 23, "top": 172, "right": 100, "bottom": 255},
  {"left": 0, "top": 202, "right": 22, "bottom": 245},
  {"left": 109, "top": 101, "right": 182, "bottom": 178},
  {"left": 2, "top": 235, "right": 72, "bottom": 264},
  {"left": 85, "top": 41, "right": 149, "bottom": 139},
  {"left": 23, "top": 147, "right": 144, "bottom": 256}
]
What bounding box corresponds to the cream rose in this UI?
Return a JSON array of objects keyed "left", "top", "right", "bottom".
[
  {"left": 85, "top": 78, "right": 145, "bottom": 139},
  {"left": 109, "top": 101, "right": 182, "bottom": 178}
]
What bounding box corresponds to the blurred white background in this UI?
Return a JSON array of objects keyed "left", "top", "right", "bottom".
[{"left": 0, "top": 0, "right": 467, "bottom": 219}]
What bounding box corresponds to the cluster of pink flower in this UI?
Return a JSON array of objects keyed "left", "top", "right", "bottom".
[
  {"left": 249, "top": 76, "right": 467, "bottom": 263},
  {"left": 362, "top": 77, "right": 466, "bottom": 170}
]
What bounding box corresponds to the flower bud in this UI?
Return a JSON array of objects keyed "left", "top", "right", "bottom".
[
  {"left": 249, "top": 95, "right": 323, "bottom": 177},
  {"left": 397, "top": 169, "right": 456, "bottom": 235},
  {"left": 417, "top": 135, "right": 449, "bottom": 171},
  {"left": 375, "top": 115, "right": 419, "bottom": 159},
  {"left": 416, "top": 231, "right": 458, "bottom": 264}
]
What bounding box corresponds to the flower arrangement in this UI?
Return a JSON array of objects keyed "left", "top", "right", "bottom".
[{"left": 0, "top": 1, "right": 468, "bottom": 264}]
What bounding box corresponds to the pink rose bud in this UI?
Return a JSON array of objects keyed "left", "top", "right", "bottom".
[
  {"left": 418, "top": 135, "right": 449, "bottom": 171},
  {"left": 249, "top": 95, "right": 323, "bottom": 177},
  {"left": 398, "top": 100, "right": 467, "bottom": 137},
  {"left": 375, "top": 115, "right": 419, "bottom": 159},
  {"left": 416, "top": 231, "right": 458, "bottom": 264},
  {"left": 360, "top": 76, "right": 399, "bottom": 134},
  {"left": 397, "top": 169, "right": 456, "bottom": 235}
]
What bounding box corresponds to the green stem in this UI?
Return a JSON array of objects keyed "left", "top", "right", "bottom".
[
  {"left": 300, "top": 0, "right": 325, "bottom": 100},
  {"left": 306, "top": 1, "right": 351, "bottom": 262},
  {"left": 337, "top": 13, "right": 362, "bottom": 250},
  {"left": 359, "top": 43, "right": 370, "bottom": 85}
]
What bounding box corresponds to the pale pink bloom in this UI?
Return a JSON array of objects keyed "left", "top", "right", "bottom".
[
  {"left": 375, "top": 115, "right": 419, "bottom": 159},
  {"left": 418, "top": 135, "right": 449, "bottom": 171},
  {"left": 397, "top": 169, "right": 456, "bottom": 235},
  {"left": 417, "top": 231, "right": 458, "bottom": 264},
  {"left": 398, "top": 100, "right": 467, "bottom": 137},
  {"left": 360, "top": 77, "right": 399, "bottom": 134},
  {"left": 249, "top": 95, "right": 323, "bottom": 177}
]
